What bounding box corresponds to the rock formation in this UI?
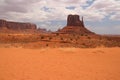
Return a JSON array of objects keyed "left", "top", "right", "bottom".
[
  {"left": 0, "top": 19, "right": 37, "bottom": 30},
  {"left": 57, "top": 14, "right": 94, "bottom": 34},
  {"left": 67, "top": 14, "right": 84, "bottom": 27}
]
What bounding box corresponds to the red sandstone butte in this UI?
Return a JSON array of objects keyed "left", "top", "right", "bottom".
[{"left": 57, "top": 14, "right": 94, "bottom": 34}]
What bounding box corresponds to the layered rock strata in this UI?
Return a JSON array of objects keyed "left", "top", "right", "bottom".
[
  {"left": 57, "top": 14, "right": 94, "bottom": 34},
  {"left": 0, "top": 19, "right": 36, "bottom": 30}
]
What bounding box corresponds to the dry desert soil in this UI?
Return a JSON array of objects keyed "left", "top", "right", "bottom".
[{"left": 0, "top": 47, "right": 120, "bottom": 80}]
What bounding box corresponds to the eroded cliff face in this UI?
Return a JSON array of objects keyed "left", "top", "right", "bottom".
[
  {"left": 57, "top": 14, "right": 94, "bottom": 34},
  {"left": 0, "top": 19, "right": 6, "bottom": 28},
  {"left": 67, "top": 15, "right": 84, "bottom": 27},
  {"left": 0, "top": 19, "right": 37, "bottom": 30}
]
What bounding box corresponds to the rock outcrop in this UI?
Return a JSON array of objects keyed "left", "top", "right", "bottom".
[
  {"left": 0, "top": 19, "right": 37, "bottom": 30},
  {"left": 57, "top": 14, "right": 94, "bottom": 34},
  {"left": 67, "top": 14, "right": 84, "bottom": 27}
]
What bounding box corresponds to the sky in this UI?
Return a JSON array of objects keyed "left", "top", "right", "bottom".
[{"left": 0, "top": 0, "right": 120, "bottom": 34}]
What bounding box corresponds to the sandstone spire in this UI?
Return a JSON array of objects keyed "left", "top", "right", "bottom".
[{"left": 82, "top": 16, "right": 84, "bottom": 27}]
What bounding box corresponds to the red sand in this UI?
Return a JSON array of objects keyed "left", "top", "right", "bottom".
[{"left": 0, "top": 48, "right": 120, "bottom": 80}]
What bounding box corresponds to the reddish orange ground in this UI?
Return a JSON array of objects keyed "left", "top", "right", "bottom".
[{"left": 0, "top": 48, "right": 120, "bottom": 80}]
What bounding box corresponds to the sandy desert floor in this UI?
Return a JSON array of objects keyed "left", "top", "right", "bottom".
[{"left": 0, "top": 47, "right": 120, "bottom": 80}]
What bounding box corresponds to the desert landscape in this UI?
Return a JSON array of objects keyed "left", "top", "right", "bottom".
[
  {"left": 0, "top": 15, "right": 120, "bottom": 48},
  {"left": 0, "top": 47, "right": 120, "bottom": 80},
  {"left": 0, "top": 14, "right": 120, "bottom": 80}
]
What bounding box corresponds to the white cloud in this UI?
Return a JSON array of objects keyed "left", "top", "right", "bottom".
[
  {"left": 0, "top": 0, "right": 119, "bottom": 22},
  {"left": 110, "top": 12, "right": 120, "bottom": 20},
  {"left": 85, "top": 0, "right": 120, "bottom": 21},
  {"left": 0, "top": 0, "right": 120, "bottom": 34}
]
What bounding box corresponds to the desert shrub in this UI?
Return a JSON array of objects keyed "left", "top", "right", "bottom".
[
  {"left": 72, "top": 34, "right": 75, "bottom": 37},
  {"left": 70, "top": 38, "right": 73, "bottom": 41},
  {"left": 75, "top": 38, "right": 78, "bottom": 41},
  {"left": 8, "top": 34, "right": 11, "bottom": 36},
  {"left": 82, "top": 43, "right": 85, "bottom": 46},
  {"left": 99, "top": 37, "right": 102, "bottom": 40},
  {"left": 61, "top": 37, "right": 63, "bottom": 40},
  {"left": 41, "top": 36, "right": 44, "bottom": 39},
  {"left": 48, "top": 37, "right": 52, "bottom": 40},
  {"left": 46, "top": 44, "right": 48, "bottom": 47},
  {"left": 81, "top": 34, "right": 84, "bottom": 36},
  {"left": 87, "top": 37, "right": 91, "bottom": 39},
  {"left": 77, "top": 36, "right": 80, "bottom": 39},
  {"left": 56, "top": 33, "right": 59, "bottom": 36}
]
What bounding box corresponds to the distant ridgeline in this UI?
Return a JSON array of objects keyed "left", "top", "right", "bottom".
[{"left": 0, "top": 19, "right": 37, "bottom": 30}]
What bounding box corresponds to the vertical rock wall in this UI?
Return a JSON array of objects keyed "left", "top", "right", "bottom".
[{"left": 67, "top": 15, "right": 84, "bottom": 27}]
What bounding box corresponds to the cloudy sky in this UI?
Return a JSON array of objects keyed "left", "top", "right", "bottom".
[{"left": 0, "top": 0, "right": 120, "bottom": 34}]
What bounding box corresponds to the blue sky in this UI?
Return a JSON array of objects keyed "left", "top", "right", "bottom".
[{"left": 0, "top": 0, "right": 120, "bottom": 34}]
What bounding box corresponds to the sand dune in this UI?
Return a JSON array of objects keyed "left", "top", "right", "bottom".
[{"left": 0, "top": 47, "right": 120, "bottom": 80}]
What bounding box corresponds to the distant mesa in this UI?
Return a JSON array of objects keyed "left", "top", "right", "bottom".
[
  {"left": 0, "top": 19, "right": 37, "bottom": 30},
  {"left": 57, "top": 14, "right": 94, "bottom": 35},
  {"left": 0, "top": 14, "right": 95, "bottom": 35}
]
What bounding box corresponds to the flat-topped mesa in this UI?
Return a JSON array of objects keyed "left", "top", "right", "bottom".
[
  {"left": 0, "top": 19, "right": 37, "bottom": 30},
  {"left": 67, "top": 14, "right": 84, "bottom": 27},
  {"left": 0, "top": 19, "right": 6, "bottom": 28}
]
